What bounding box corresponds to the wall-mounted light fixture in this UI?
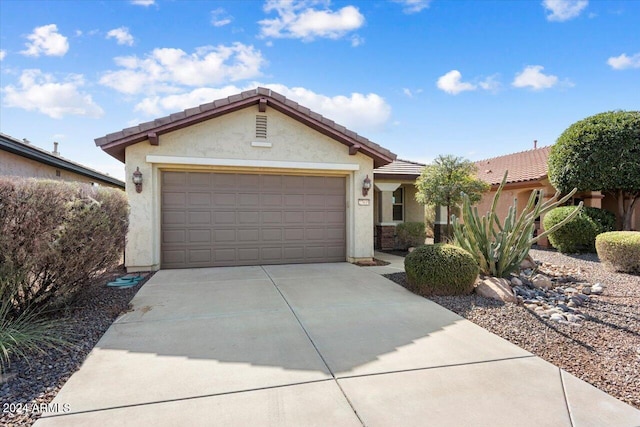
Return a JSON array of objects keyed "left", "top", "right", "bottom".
[
  {"left": 132, "top": 167, "right": 143, "bottom": 193},
  {"left": 362, "top": 174, "right": 372, "bottom": 197}
]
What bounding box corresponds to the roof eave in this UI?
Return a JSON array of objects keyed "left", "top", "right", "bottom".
[
  {"left": 96, "top": 92, "right": 396, "bottom": 168},
  {"left": 1, "top": 135, "right": 125, "bottom": 188}
]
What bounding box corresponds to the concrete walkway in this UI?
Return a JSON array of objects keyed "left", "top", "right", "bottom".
[{"left": 36, "top": 263, "right": 640, "bottom": 426}]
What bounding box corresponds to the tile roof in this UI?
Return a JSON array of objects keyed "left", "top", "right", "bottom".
[
  {"left": 0, "top": 133, "right": 125, "bottom": 188},
  {"left": 475, "top": 146, "right": 551, "bottom": 186},
  {"left": 374, "top": 159, "right": 425, "bottom": 178},
  {"left": 95, "top": 87, "right": 396, "bottom": 168}
]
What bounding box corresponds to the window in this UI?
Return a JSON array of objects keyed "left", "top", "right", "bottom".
[{"left": 392, "top": 187, "right": 404, "bottom": 221}]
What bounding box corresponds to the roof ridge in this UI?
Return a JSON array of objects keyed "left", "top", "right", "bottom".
[
  {"left": 475, "top": 145, "right": 552, "bottom": 164},
  {"left": 395, "top": 158, "right": 426, "bottom": 166}
]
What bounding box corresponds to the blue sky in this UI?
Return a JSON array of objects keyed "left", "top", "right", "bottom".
[{"left": 1, "top": 0, "right": 638, "bottom": 181}]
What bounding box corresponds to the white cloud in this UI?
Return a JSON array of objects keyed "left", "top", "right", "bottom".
[
  {"left": 542, "top": 0, "right": 588, "bottom": 22},
  {"left": 478, "top": 74, "right": 501, "bottom": 92},
  {"left": 350, "top": 35, "right": 364, "bottom": 47},
  {"left": 393, "top": 0, "right": 432, "bottom": 14},
  {"left": 436, "top": 70, "right": 476, "bottom": 95},
  {"left": 1, "top": 69, "right": 103, "bottom": 119},
  {"left": 100, "top": 43, "right": 265, "bottom": 95},
  {"left": 512, "top": 65, "right": 558, "bottom": 90},
  {"left": 0, "top": 50, "right": 6, "bottom": 61},
  {"left": 607, "top": 52, "right": 640, "bottom": 70},
  {"left": 106, "top": 27, "right": 134, "bottom": 46},
  {"left": 259, "top": 0, "right": 364, "bottom": 41},
  {"left": 21, "top": 24, "right": 69, "bottom": 57},
  {"left": 134, "top": 83, "right": 391, "bottom": 134},
  {"left": 211, "top": 8, "right": 233, "bottom": 27},
  {"left": 131, "top": 0, "right": 155, "bottom": 6},
  {"left": 402, "top": 88, "right": 423, "bottom": 98}
]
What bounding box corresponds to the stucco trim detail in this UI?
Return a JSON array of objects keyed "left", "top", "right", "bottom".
[{"left": 145, "top": 155, "right": 360, "bottom": 171}]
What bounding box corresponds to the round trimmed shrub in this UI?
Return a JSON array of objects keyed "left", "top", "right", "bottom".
[
  {"left": 596, "top": 231, "right": 640, "bottom": 274},
  {"left": 396, "top": 222, "right": 427, "bottom": 250},
  {"left": 404, "top": 244, "right": 479, "bottom": 295},
  {"left": 544, "top": 206, "right": 616, "bottom": 253}
]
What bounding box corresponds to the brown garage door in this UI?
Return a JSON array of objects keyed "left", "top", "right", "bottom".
[{"left": 161, "top": 172, "right": 346, "bottom": 268}]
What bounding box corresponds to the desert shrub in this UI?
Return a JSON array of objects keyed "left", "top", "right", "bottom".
[
  {"left": 544, "top": 206, "right": 616, "bottom": 253},
  {"left": 452, "top": 171, "right": 579, "bottom": 278},
  {"left": 424, "top": 205, "right": 435, "bottom": 238},
  {"left": 0, "top": 178, "right": 129, "bottom": 314},
  {"left": 596, "top": 231, "right": 640, "bottom": 274},
  {"left": 404, "top": 244, "right": 479, "bottom": 295},
  {"left": 396, "top": 222, "right": 426, "bottom": 250},
  {"left": 0, "top": 287, "right": 70, "bottom": 373}
]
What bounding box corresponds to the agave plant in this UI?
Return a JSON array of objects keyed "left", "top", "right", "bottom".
[{"left": 452, "top": 171, "right": 582, "bottom": 278}]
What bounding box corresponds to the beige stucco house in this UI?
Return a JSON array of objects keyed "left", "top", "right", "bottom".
[
  {"left": 0, "top": 132, "right": 124, "bottom": 189},
  {"left": 95, "top": 87, "right": 396, "bottom": 271},
  {"left": 372, "top": 159, "right": 427, "bottom": 249}
]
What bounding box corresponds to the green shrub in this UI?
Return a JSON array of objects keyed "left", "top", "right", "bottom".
[
  {"left": 396, "top": 222, "right": 426, "bottom": 250},
  {"left": 596, "top": 231, "right": 640, "bottom": 274},
  {"left": 404, "top": 244, "right": 479, "bottom": 295},
  {"left": 0, "top": 178, "right": 129, "bottom": 314},
  {"left": 544, "top": 206, "right": 616, "bottom": 253}
]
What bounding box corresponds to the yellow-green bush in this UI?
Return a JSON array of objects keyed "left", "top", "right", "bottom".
[
  {"left": 544, "top": 206, "right": 616, "bottom": 253},
  {"left": 595, "top": 231, "right": 640, "bottom": 274},
  {"left": 404, "top": 244, "right": 479, "bottom": 295}
]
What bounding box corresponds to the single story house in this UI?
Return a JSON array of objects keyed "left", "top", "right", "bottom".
[
  {"left": 0, "top": 132, "right": 124, "bottom": 189},
  {"left": 95, "top": 87, "right": 396, "bottom": 271},
  {"left": 372, "top": 159, "right": 428, "bottom": 249},
  {"left": 474, "top": 144, "right": 640, "bottom": 242}
]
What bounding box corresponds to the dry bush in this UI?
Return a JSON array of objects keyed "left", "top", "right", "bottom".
[{"left": 0, "top": 178, "right": 128, "bottom": 314}]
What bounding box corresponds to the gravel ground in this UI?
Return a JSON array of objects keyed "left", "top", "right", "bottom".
[
  {"left": 385, "top": 248, "right": 640, "bottom": 410},
  {"left": 0, "top": 268, "right": 150, "bottom": 426}
]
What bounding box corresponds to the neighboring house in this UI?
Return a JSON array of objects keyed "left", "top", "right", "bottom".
[
  {"left": 95, "top": 87, "right": 396, "bottom": 271},
  {"left": 474, "top": 145, "right": 640, "bottom": 243},
  {"left": 0, "top": 132, "right": 124, "bottom": 189},
  {"left": 372, "top": 159, "right": 427, "bottom": 250}
]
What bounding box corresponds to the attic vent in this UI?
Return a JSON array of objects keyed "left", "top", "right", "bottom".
[{"left": 256, "top": 115, "right": 267, "bottom": 139}]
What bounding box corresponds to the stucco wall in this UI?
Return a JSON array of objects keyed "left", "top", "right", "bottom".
[
  {"left": 124, "top": 105, "right": 375, "bottom": 271},
  {"left": 0, "top": 150, "right": 120, "bottom": 188},
  {"left": 403, "top": 183, "right": 425, "bottom": 223}
]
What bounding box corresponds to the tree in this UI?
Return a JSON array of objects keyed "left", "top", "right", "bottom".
[
  {"left": 548, "top": 111, "right": 640, "bottom": 230},
  {"left": 415, "top": 155, "right": 490, "bottom": 236}
]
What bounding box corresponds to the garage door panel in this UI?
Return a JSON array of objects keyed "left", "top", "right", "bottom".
[
  {"left": 189, "top": 249, "right": 212, "bottom": 263},
  {"left": 214, "top": 193, "right": 236, "bottom": 206},
  {"left": 163, "top": 230, "right": 186, "bottom": 244},
  {"left": 163, "top": 192, "right": 186, "bottom": 206},
  {"left": 188, "top": 229, "right": 211, "bottom": 243},
  {"left": 189, "top": 211, "right": 211, "bottom": 224},
  {"left": 284, "top": 228, "right": 305, "bottom": 241},
  {"left": 162, "top": 172, "right": 346, "bottom": 268},
  {"left": 262, "top": 211, "right": 283, "bottom": 224},
  {"left": 238, "top": 211, "right": 259, "bottom": 224},
  {"left": 214, "top": 229, "right": 236, "bottom": 242},
  {"left": 238, "top": 229, "right": 260, "bottom": 241},
  {"left": 189, "top": 192, "right": 211, "bottom": 206},
  {"left": 163, "top": 211, "right": 186, "bottom": 225},
  {"left": 188, "top": 173, "right": 211, "bottom": 186},
  {"left": 214, "top": 211, "right": 236, "bottom": 224}
]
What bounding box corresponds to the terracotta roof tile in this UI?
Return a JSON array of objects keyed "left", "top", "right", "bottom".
[{"left": 475, "top": 146, "right": 551, "bottom": 185}]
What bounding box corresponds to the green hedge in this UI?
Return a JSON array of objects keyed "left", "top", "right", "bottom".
[
  {"left": 0, "top": 178, "right": 129, "bottom": 314},
  {"left": 596, "top": 231, "right": 640, "bottom": 274},
  {"left": 544, "top": 206, "right": 615, "bottom": 253},
  {"left": 396, "top": 222, "right": 426, "bottom": 250},
  {"left": 404, "top": 244, "right": 479, "bottom": 296}
]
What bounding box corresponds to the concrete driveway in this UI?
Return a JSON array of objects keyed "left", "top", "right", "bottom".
[{"left": 36, "top": 263, "right": 640, "bottom": 426}]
